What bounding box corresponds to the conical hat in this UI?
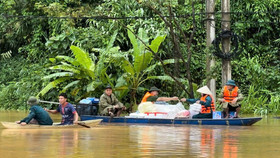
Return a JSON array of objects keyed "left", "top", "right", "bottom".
[{"left": 197, "top": 86, "right": 212, "bottom": 95}]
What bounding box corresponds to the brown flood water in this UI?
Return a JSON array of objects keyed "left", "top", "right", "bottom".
[{"left": 0, "top": 111, "right": 280, "bottom": 158}]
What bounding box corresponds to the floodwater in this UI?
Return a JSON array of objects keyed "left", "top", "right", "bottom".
[{"left": 0, "top": 111, "right": 280, "bottom": 158}]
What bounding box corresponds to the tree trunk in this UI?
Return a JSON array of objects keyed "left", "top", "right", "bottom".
[{"left": 129, "top": 88, "right": 137, "bottom": 112}]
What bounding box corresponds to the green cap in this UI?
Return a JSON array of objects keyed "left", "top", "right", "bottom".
[
  {"left": 226, "top": 80, "right": 236, "bottom": 86},
  {"left": 27, "top": 96, "right": 39, "bottom": 105},
  {"left": 105, "top": 84, "right": 112, "bottom": 89},
  {"left": 149, "top": 86, "right": 160, "bottom": 92}
]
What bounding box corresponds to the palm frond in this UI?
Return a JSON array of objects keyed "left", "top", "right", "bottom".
[
  {"left": 92, "top": 48, "right": 102, "bottom": 52},
  {"left": 134, "top": 52, "right": 153, "bottom": 73},
  {"left": 106, "top": 30, "right": 118, "bottom": 51},
  {"left": 114, "top": 74, "right": 130, "bottom": 99},
  {"left": 144, "top": 59, "right": 176, "bottom": 73},
  {"left": 43, "top": 72, "right": 74, "bottom": 80},
  {"left": 160, "top": 59, "right": 176, "bottom": 65},
  {"left": 127, "top": 25, "right": 140, "bottom": 55},
  {"left": 55, "top": 55, "right": 79, "bottom": 66},
  {"left": 114, "top": 86, "right": 129, "bottom": 91},
  {"left": 144, "top": 63, "right": 158, "bottom": 73},
  {"left": 1, "top": 50, "right": 12, "bottom": 59},
  {"left": 97, "top": 66, "right": 109, "bottom": 83},
  {"left": 146, "top": 75, "right": 174, "bottom": 82},
  {"left": 70, "top": 45, "right": 94, "bottom": 71},
  {"left": 37, "top": 77, "right": 70, "bottom": 96},
  {"left": 86, "top": 81, "right": 102, "bottom": 92},
  {"left": 149, "top": 35, "right": 166, "bottom": 53},
  {"left": 60, "top": 61, "right": 71, "bottom": 66},
  {"left": 137, "top": 28, "right": 149, "bottom": 54},
  {"left": 49, "top": 58, "right": 56, "bottom": 63},
  {"left": 49, "top": 65, "right": 80, "bottom": 74},
  {"left": 115, "top": 85, "right": 130, "bottom": 99},
  {"left": 121, "top": 58, "right": 135, "bottom": 76},
  {"left": 71, "top": 87, "right": 81, "bottom": 96},
  {"left": 61, "top": 80, "right": 80, "bottom": 93}
]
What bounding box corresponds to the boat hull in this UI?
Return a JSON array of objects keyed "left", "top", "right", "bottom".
[
  {"left": 81, "top": 116, "right": 262, "bottom": 126},
  {"left": 1, "top": 119, "right": 102, "bottom": 129}
]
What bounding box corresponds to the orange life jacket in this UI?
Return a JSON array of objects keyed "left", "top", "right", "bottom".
[
  {"left": 223, "top": 86, "right": 239, "bottom": 102},
  {"left": 200, "top": 94, "right": 215, "bottom": 113},
  {"left": 141, "top": 92, "right": 152, "bottom": 103}
]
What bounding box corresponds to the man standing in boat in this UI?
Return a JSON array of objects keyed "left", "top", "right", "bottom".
[
  {"left": 45, "top": 93, "right": 79, "bottom": 125},
  {"left": 181, "top": 86, "right": 215, "bottom": 118},
  {"left": 16, "top": 96, "right": 53, "bottom": 126},
  {"left": 141, "top": 86, "right": 179, "bottom": 103},
  {"left": 218, "top": 80, "right": 243, "bottom": 118},
  {"left": 99, "top": 85, "right": 126, "bottom": 117}
]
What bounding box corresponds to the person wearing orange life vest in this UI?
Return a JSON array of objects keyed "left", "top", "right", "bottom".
[
  {"left": 218, "top": 80, "right": 243, "bottom": 118},
  {"left": 141, "top": 86, "right": 178, "bottom": 103},
  {"left": 181, "top": 86, "right": 215, "bottom": 118}
]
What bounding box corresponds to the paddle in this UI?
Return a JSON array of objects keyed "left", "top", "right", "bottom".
[
  {"left": 39, "top": 100, "right": 60, "bottom": 105},
  {"left": 77, "top": 121, "right": 90, "bottom": 128}
]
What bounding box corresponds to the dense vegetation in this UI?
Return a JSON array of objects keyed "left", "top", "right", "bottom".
[{"left": 0, "top": 0, "right": 279, "bottom": 114}]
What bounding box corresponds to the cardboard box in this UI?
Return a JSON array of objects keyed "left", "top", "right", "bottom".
[
  {"left": 229, "top": 111, "right": 236, "bottom": 118},
  {"left": 213, "top": 111, "right": 222, "bottom": 119}
]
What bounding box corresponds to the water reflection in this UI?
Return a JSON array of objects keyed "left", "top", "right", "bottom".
[
  {"left": 129, "top": 125, "right": 242, "bottom": 158},
  {"left": 1, "top": 129, "right": 79, "bottom": 157},
  {"left": 129, "top": 125, "right": 190, "bottom": 156},
  {"left": 189, "top": 127, "right": 215, "bottom": 158},
  {"left": 1, "top": 111, "right": 278, "bottom": 157},
  {"left": 223, "top": 131, "right": 238, "bottom": 158}
]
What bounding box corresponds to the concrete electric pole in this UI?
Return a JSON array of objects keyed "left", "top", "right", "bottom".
[
  {"left": 206, "top": 0, "right": 216, "bottom": 101},
  {"left": 221, "top": 0, "right": 231, "bottom": 86}
]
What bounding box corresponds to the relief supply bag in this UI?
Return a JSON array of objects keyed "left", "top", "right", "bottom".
[{"left": 189, "top": 103, "right": 201, "bottom": 118}]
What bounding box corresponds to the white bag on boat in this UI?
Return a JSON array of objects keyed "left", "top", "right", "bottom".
[
  {"left": 137, "top": 102, "right": 186, "bottom": 119},
  {"left": 138, "top": 102, "right": 157, "bottom": 113},
  {"left": 189, "top": 103, "right": 201, "bottom": 118},
  {"left": 175, "top": 110, "right": 190, "bottom": 117},
  {"left": 165, "top": 102, "right": 186, "bottom": 119},
  {"left": 125, "top": 112, "right": 146, "bottom": 118}
]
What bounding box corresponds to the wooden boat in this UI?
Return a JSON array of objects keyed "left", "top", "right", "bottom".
[
  {"left": 80, "top": 116, "right": 262, "bottom": 126},
  {"left": 1, "top": 119, "right": 102, "bottom": 129}
]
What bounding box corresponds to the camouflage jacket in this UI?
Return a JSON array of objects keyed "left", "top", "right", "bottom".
[{"left": 99, "top": 93, "right": 124, "bottom": 114}]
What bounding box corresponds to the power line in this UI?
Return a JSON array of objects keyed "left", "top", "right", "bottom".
[
  {"left": 1, "top": 13, "right": 279, "bottom": 26},
  {"left": 1, "top": 11, "right": 280, "bottom": 20},
  {"left": 1, "top": 14, "right": 185, "bottom": 20}
]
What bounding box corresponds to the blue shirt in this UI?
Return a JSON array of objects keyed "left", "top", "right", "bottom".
[{"left": 56, "top": 103, "right": 76, "bottom": 125}]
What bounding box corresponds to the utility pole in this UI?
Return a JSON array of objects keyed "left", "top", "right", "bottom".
[
  {"left": 206, "top": 0, "right": 216, "bottom": 100},
  {"left": 221, "top": 0, "right": 231, "bottom": 86}
]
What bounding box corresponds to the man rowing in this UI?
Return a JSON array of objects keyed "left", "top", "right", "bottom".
[
  {"left": 16, "top": 96, "right": 53, "bottom": 126},
  {"left": 45, "top": 93, "right": 79, "bottom": 125}
]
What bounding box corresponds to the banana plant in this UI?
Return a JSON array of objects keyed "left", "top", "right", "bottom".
[
  {"left": 112, "top": 26, "right": 173, "bottom": 110},
  {"left": 38, "top": 45, "right": 109, "bottom": 100}
]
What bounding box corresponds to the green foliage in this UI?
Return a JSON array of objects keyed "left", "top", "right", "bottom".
[
  {"left": 241, "top": 86, "right": 280, "bottom": 115},
  {"left": 38, "top": 45, "right": 109, "bottom": 101},
  {"left": 0, "top": 50, "right": 12, "bottom": 59},
  {"left": 112, "top": 26, "right": 174, "bottom": 107},
  {"left": 0, "top": 57, "right": 49, "bottom": 110},
  {"left": 45, "top": 30, "right": 76, "bottom": 56},
  {"left": 0, "top": 0, "right": 279, "bottom": 114}
]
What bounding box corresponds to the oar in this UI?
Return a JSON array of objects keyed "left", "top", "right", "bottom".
[
  {"left": 77, "top": 121, "right": 90, "bottom": 128},
  {"left": 39, "top": 100, "right": 60, "bottom": 105}
]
